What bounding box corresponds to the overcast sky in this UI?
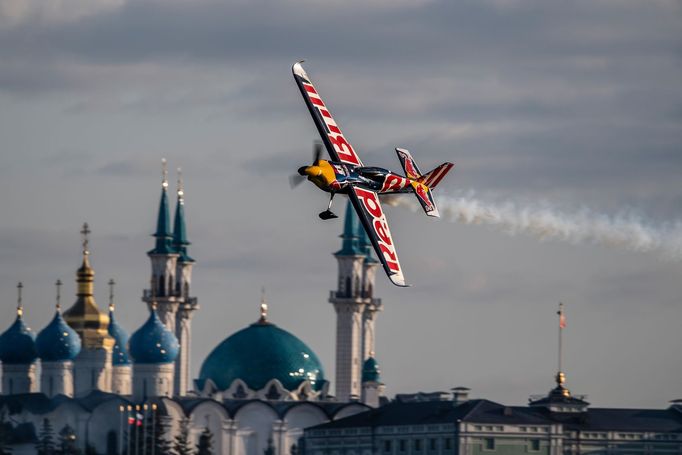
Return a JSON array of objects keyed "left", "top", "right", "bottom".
[{"left": 1, "top": 0, "right": 681, "bottom": 408}]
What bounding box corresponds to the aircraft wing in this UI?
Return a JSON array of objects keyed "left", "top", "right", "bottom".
[
  {"left": 292, "top": 62, "right": 364, "bottom": 167},
  {"left": 348, "top": 186, "right": 408, "bottom": 287}
]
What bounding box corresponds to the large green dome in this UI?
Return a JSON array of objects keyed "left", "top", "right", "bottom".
[{"left": 199, "top": 320, "right": 326, "bottom": 392}]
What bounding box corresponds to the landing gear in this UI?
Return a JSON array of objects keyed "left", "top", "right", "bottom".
[{"left": 319, "top": 193, "right": 338, "bottom": 220}]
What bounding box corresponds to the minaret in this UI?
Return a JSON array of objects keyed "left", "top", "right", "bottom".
[
  {"left": 108, "top": 279, "right": 132, "bottom": 395},
  {"left": 172, "top": 168, "right": 198, "bottom": 397},
  {"left": 36, "top": 280, "right": 81, "bottom": 397},
  {"left": 358, "top": 224, "right": 383, "bottom": 362},
  {"left": 329, "top": 201, "right": 368, "bottom": 401},
  {"left": 63, "top": 223, "right": 115, "bottom": 396},
  {"left": 361, "top": 354, "right": 385, "bottom": 408},
  {"left": 0, "top": 283, "right": 38, "bottom": 394},
  {"left": 143, "top": 159, "right": 180, "bottom": 334}
]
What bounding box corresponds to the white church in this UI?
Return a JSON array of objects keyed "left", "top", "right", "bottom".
[{"left": 0, "top": 163, "right": 385, "bottom": 454}]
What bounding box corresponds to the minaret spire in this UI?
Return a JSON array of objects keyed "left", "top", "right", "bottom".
[
  {"left": 150, "top": 158, "right": 174, "bottom": 255},
  {"left": 172, "top": 167, "right": 193, "bottom": 261}
]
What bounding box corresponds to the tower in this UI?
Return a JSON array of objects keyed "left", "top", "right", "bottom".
[
  {"left": 107, "top": 279, "right": 132, "bottom": 395},
  {"left": 329, "top": 201, "right": 382, "bottom": 401},
  {"left": 142, "top": 159, "right": 180, "bottom": 333},
  {"left": 0, "top": 283, "right": 38, "bottom": 394},
  {"left": 358, "top": 224, "right": 383, "bottom": 361},
  {"left": 63, "top": 223, "right": 115, "bottom": 396},
  {"left": 361, "top": 355, "right": 385, "bottom": 408},
  {"left": 171, "top": 168, "right": 198, "bottom": 397},
  {"left": 36, "top": 280, "right": 81, "bottom": 397}
]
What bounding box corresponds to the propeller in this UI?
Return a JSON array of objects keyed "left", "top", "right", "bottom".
[{"left": 290, "top": 141, "right": 324, "bottom": 188}]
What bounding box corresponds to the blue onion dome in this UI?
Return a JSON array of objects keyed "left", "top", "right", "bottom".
[
  {"left": 0, "top": 308, "right": 38, "bottom": 365},
  {"left": 36, "top": 310, "right": 81, "bottom": 362},
  {"left": 199, "top": 314, "right": 326, "bottom": 392},
  {"left": 128, "top": 305, "right": 178, "bottom": 364},
  {"left": 362, "top": 356, "right": 381, "bottom": 383},
  {"left": 108, "top": 305, "right": 130, "bottom": 366}
]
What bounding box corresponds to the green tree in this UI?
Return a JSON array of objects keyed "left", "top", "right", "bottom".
[
  {"left": 195, "top": 428, "right": 213, "bottom": 455},
  {"left": 36, "top": 418, "right": 56, "bottom": 455},
  {"left": 172, "top": 418, "right": 194, "bottom": 455}
]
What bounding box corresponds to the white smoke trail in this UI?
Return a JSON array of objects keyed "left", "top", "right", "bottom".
[{"left": 383, "top": 191, "right": 682, "bottom": 260}]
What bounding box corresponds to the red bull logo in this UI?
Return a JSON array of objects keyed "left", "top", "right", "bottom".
[{"left": 354, "top": 187, "right": 401, "bottom": 273}]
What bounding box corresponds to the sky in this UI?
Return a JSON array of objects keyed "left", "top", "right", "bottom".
[{"left": 0, "top": 0, "right": 681, "bottom": 408}]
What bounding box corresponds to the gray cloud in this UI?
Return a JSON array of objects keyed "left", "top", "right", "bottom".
[{"left": 0, "top": 0, "right": 680, "bottom": 408}]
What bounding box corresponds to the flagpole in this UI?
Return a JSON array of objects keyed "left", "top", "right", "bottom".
[
  {"left": 128, "top": 405, "right": 133, "bottom": 455},
  {"left": 135, "top": 404, "right": 140, "bottom": 455},
  {"left": 142, "top": 403, "right": 148, "bottom": 455},
  {"left": 119, "top": 405, "right": 124, "bottom": 455},
  {"left": 151, "top": 404, "right": 157, "bottom": 455},
  {"left": 558, "top": 302, "right": 563, "bottom": 375}
]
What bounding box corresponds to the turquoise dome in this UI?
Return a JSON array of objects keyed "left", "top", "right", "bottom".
[
  {"left": 129, "top": 308, "right": 179, "bottom": 364},
  {"left": 199, "top": 320, "right": 326, "bottom": 392},
  {"left": 362, "top": 357, "right": 381, "bottom": 382},
  {"left": 36, "top": 311, "right": 81, "bottom": 361},
  {"left": 0, "top": 313, "right": 38, "bottom": 364},
  {"left": 108, "top": 308, "right": 130, "bottom": 366}
]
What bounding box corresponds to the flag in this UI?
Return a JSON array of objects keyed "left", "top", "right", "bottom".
[
  {"left": 136, "top": 412, "right": 144, "bottom": 427},
  {"left": 128, "top": 415, "right": 135, "bottom": 425},
  {"left": 558, "top": 304, "right": 566, "bottom": 329}
]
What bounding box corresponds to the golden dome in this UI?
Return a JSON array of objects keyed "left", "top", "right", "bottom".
[{"left": 62, "top": 223, "right": 114, "bottom": 351}]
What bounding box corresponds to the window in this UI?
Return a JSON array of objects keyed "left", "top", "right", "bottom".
[
  {"left": 384, "top": 441, "right": 392, "bottom": 452},
  {"left": 483, "top": 438, "right": 495, "bottom": 451},
  {"left": 530, "top": 440, "right": 540, "bottom": 451},
  {"left": 414, "top": 440, "right": 421, "bottom": 451},
  {"left": 429, "top": 439, "right": 437, "bottom": 451},
  {"left": 444, "top": 438, "right": 452, "bottom": 450},
  {"left": 399, "top": 440, "right": 406, "bottom": 452}
]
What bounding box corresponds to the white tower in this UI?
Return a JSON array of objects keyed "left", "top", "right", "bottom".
[
  {"left": 329, "top": 202, "right": 382, "bottom": 401},
  {"left": 171, "top": 169, "right": 198, "bottom": 397},
  {"left": 142, "top": 162, "right": 198, "bottom": 397},
  {"left": 63, "top": 224, "right": 115, "bottom": 396}
]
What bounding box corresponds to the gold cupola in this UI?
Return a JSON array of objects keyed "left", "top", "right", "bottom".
[{"left": 63, "top": 223, "right": 115, "bottom": 351}]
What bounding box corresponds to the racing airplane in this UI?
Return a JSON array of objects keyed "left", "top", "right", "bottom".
[{"left": 292, "top": 62, "right": 454, "bottom": 287}]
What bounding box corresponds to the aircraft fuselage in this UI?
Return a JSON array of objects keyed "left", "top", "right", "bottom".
[{"left": 299, "top": 159, "right": 413, "bottom": 194}]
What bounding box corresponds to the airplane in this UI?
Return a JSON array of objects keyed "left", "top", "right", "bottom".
[{"left": 291, "top": 61, "right": 454, "bottom": 287}]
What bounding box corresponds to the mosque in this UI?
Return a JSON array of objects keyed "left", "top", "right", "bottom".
[{"left": 0, "top": 163, "right": 384, "bottom": 454}]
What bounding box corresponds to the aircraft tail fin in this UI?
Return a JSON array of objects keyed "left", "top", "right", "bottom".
[
  {"left": 395, "top": 148, "right": 423, "bottom": 179},
  {"left": 416, "top": 162, "right": 455, "bottom": 189},
  {"left": 395, "top": 148, "right": 454, "bottom": 217}
]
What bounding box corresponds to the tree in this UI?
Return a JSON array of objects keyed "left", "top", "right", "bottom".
[
  {"left": 36, "top": 418, "right": 56, "bottom": 455},
  {"left": 172, "top": 418, "right": 194, "bottom": 455},
  {"left": 195, "top": 428, "right": 213, "bottom": 455},
  {"left": 58, "top": 425, "right": 79, "bottom": 455}
]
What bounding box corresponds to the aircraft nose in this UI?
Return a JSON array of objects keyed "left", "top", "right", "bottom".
[{"left": 298, "top": 166, "right": 308, "bottom": 176}]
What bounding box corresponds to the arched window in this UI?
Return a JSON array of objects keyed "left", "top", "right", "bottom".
[
  {"left": 345, "top": 277, "right": 351, "bottom": 297},
  {"left": 159, "top": 275, "right": 165, "bottom": 297}
]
